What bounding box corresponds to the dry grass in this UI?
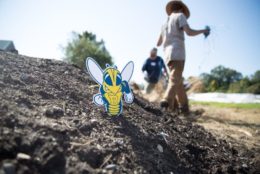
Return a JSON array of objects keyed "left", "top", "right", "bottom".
[{"left": 191, "top": 103, "right": 260, "bottom": 151}]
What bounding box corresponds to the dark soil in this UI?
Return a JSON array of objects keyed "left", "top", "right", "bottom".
[{"left": 0, "top": 52, "right": 258, "bottom": 174}]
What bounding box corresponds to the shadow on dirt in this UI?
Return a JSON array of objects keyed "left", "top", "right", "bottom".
[{"left": 109, "top": 116, "right": 189, "bottom": 174}]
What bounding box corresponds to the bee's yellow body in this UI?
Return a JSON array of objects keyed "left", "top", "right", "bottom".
[
  {"left": 101, "top": 68, "right": 124, "bottom": 116},
  {"left": 103, "top": 91, "right": 122, "bottom": 116}
]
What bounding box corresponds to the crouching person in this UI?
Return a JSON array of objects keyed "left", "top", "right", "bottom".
[{"left": 142, "top": 48, "right": 168, "bottom": 94}]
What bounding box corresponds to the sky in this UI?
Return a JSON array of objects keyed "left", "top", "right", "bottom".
[{"left": 1, "top": 0, "right": 260, "bottom": 83}]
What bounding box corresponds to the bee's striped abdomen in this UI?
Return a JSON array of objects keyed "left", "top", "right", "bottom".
[{"left": 107, "top": 103, "right": 122, "bottom": 116}]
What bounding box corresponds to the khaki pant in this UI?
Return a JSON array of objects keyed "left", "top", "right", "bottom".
[{"left": 162, "top": 60, "right": 189, "bottom": 111}]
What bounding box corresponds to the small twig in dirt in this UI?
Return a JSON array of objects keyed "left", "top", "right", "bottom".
[
  {"left": 62, "top": 101, "right": 66, "bottom": 113},
  {"left": 100, "top": 154, "right": 113, "bottom": 168},
  {"left": 89, "top": 85, "right": 99, "bottom": 88},
  {"left": 159, "top": 132, "right": 169, "bottom": 144},
  {"left": 165, "top": 118, "right": 174, "bottom": 125},
  {"left": 62, "top": 120, "right": 73, "bottom": 129},
  {"left": 70, "top": 139, "right": 96, "bottom": 147}
]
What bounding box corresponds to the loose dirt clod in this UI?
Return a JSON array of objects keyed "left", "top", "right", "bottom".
[
  {"left": 0, "top": 52, "right": 258, "bottom": 173},
  {"left": 45, "top": 106, "right": 64, "bottom": 118}
]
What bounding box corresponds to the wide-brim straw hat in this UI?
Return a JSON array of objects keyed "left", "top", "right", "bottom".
[{"left": 166, "top": 0, "right": 190, "bottom": 18}]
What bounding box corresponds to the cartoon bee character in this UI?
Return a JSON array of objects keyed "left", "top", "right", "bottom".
[{"left": 86, "top": 57, "right": 134, "bottom": 116}]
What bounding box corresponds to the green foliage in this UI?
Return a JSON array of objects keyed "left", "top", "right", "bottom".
[
  {"left": 208, "top": 80, "right": 218, "bottom": 92},
  {"left": 251, "top": 70, "right": 260, "bottom": 83},
  {"left": 228, "top": 77, "right": 250, "bottom": 93},
  {"left": 200, "top": 65, "right": 242, "bottom": 92},
  {"left": 63, "top": 31, "right": 113, "bottom": 68},
  {"left": 200, "top": 73, "right": 212, "bottom": 91},
  {"left": 210, "top": 65, "right": 242, "bottom": 91},
  {"left": 246, "top": 83, "right": 260, "bottom": 94},
  {"left": 200, "top": 66, "right": 260, "bottom": 94}
]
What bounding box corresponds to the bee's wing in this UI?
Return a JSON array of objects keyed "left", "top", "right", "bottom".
[
  {"left": 86, "top": 57, "right": 103, "bottom": 85},
  {"left": 121, "top": 61, "right": 134, "bottom": 82}
]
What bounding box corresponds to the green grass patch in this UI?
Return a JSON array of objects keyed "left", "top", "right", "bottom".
[{"left": 190, "top": 101, "right": 260, "bottom": 109}]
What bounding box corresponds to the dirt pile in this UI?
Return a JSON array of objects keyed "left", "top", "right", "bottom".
[
  {"left": 0, "top": 52, "right": 257, "bottom": 173},
  {"left": 187, "top": 76, "right": 205, "bottom": 94}
]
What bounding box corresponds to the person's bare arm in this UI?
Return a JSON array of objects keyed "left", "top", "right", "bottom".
[
  {"left": 183, "top": 24, "right": 208, "bottom": 36},
  {"left": 157, "top": 34, "right": 163, "bottom": 47}
]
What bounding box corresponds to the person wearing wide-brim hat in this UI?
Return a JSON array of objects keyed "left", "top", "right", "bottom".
[{"left": 157, "top": 0, "right": 210, "bottom": 114}]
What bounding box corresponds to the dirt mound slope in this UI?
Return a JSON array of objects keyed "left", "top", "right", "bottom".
[
  {"left": 187, "top": 76, "right": 205, "bottom": 94},
  {"left": 0, "top": 52, "right": 257, "bottom": 173}
]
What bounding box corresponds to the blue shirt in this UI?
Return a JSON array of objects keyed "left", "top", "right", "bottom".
[{"left": 142, "top": 56, "right": 166, "bottom": 83}]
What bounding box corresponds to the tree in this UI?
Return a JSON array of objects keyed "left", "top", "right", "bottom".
[
  {"left": 251, "top": 70, "right": 260, "bottom": 83},
  {"left": 210, "top": 65, "right": 242, "bottom": 91},
  {"left": 200, "top": 65, "right": 243, "bottom": 92},
  {"left": 246, "top": 83, "right": 260, "bottom": 94},
  {"left": 200, "top": 73, "right": 217, "bottom": 92},
  {"left": 200, "top": 66, "right": 260, "bottom": 93},
  {"left": 63, "top": 31, "right": 113, "bottom": 68},
  {"left": 228, "top": 77, "right": 250, "bottom": 93}
]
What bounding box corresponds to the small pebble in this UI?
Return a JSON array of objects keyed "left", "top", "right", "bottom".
[
  {"left": 116, "top": 139, "right": 124, "bottom": 145},
  {"left": 17, "top": 152, "right": 31, "bottom": 160},
  {"left": 105, "top": 164, "right": 117, "bottom": 170},
  {"left": 45, "top": 106, "right": 64, "bottom": 118},
  {"left": 157, "top": 144, "right": 163, "bottom": 153},
  {"left": 242, "top": 163, "right": 248, "bottom": 168},
  {"left": 90, "top": 118, "right": 98, "bottom": 123},
  {"left": 97, "top": 144, "right": 102, "bottom": 150}
]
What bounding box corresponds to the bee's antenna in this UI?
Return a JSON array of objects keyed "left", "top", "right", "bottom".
[{"left": 106, "top": 64, "right": 110, "bottom": 68}]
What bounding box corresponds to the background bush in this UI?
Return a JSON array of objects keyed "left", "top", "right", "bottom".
[
  {"left": 63, "top": 31, "right": 113, "bottom": 69},
  {"left": 200, "top": 67, "right": 260, "bottom": 94}
]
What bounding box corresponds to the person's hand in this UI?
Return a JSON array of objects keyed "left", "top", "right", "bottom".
[
  {"left": 203, "top": 26, "right": 210, "bottom": 38},
  {"left": 204, "top": 29, "right": 210, "bottom": 37},
  {"left": 163, "top": 71, "right": 168, "bottom": 77}
]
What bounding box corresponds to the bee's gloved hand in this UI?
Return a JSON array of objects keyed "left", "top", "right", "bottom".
[
  {"left": 93, "top": 94, "right": 104, "bottom": 106},
  {"left": 121, "top": 80, "right": 134, "bottom": 103},
  {"left": 124, "top": 92, "right": 134, "bottom": 104}
]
